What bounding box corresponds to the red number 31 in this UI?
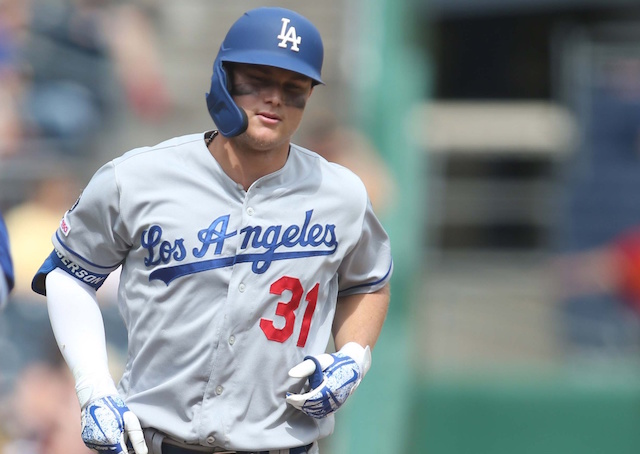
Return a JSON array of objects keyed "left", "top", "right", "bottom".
[{"left": 259, "top": 276, "right": 319, "bottom": 347}]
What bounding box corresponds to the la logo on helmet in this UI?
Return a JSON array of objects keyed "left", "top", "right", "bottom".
[{"left": 277, "top": 18, "right": 301, "bottom": 52}]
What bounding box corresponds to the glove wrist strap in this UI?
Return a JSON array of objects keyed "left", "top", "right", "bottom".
[
  {"left": 339, "top": 342, "right": 372, "bottom": 377},
  {"left": 73, "top": 366, "right": 118, "bottom": 409}
]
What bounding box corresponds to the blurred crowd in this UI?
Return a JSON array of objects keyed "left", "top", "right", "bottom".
[
  {"left": 4, "top": 0, "right": 640, "bottom": 452},
  {"left": 551, "top": 54, "right": 640, "bottom": 361},
  {"left": 0, "top": 0, "right": 170, "bottom": 452},
  {"left": 0, "top": 0, "right": 170, "bottom": 161},
  {"left": 0, "top": 2, "right": 397, "bottom": 452}
]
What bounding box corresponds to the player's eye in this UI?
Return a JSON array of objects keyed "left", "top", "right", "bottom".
[
  {"left": 230, "top": 82, "right": 258, "bottom": 96},
  {"left": 281, "top": 86, "right": 309, "bottom": 109},
  {"left": 283, "top": 83, "right": 307, "bottom": 94}
]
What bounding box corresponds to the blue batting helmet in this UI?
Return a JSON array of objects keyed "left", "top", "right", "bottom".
[{"left": 206, "top": 7, "right": 324, "bottom": 137}]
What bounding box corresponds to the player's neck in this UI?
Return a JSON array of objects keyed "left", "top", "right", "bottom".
[{"left": 208, "top": 133, "right": 290, "bottom": 190}]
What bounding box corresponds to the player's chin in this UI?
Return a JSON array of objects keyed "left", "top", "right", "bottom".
[{"left": 245, "top": 123, "right": 287, "bottom": 146}]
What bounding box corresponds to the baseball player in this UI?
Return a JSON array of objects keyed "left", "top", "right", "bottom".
[
  {"left": 0, "top": 212, "right": 14, "bottom": 309},
  {"left": 32, "top": 7, "right": 392, "bottom": 454}
]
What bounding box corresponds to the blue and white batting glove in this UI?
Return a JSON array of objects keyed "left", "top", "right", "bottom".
[
  {"left": 286, "top": 342, "right": 372, "bottom": 419},
  {"left": 82, "top": 395, "right": 148, "bottom": 454},
  {"left": 72, "top": 369, "right": 148, "bottom": 454},
  {"left": 81, "top": 395, "right": 148, "bottom": 454}
]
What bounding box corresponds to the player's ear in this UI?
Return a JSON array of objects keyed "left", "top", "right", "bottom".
[{"left": 206, "top": 60, "right": 248, "bottom": 137}]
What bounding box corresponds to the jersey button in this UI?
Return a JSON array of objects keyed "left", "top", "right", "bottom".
[
  {"left": 206, "top": 436, "right": 215, "bottom": 445},
  {"left": 238, "top": 283, "right": 246, "bottom": 292},
  {"left": 215, "top": 385, "right": 224, "bottom": 395},
  {"left": 228, "top": 335, "right": 236, "bottom": 345},
  {"left": 247, "top": 207, "right": 255, "bottom": 216}
]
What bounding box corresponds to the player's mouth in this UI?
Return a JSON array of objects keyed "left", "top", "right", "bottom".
[{"left": 256, "top": 111, "right": 281, "bottom": 124}]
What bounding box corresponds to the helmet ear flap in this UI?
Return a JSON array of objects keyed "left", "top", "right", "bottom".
[{"left": 206, "top": 58, "right": 248, "bottom": 137}]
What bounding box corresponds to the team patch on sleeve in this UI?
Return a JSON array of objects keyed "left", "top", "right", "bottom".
[{"left": 60, "top": 213, "right": 71, "bottom": 236}]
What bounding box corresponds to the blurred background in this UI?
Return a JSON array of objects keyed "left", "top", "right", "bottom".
[{"left": 2, "top": 0, "right": 640, "bottom": 453}]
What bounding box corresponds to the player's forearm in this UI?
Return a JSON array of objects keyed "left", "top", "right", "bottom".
[
  {"left": 46, "top": 268, "right": 117, "bottom": 406},
  {"left": 332, "top": 284, "right": 390, "bottom": 351}
]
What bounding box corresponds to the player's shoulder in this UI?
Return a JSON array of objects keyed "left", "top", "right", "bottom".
[
  {"left": 113, "top": 132, "right": 205, "bottom": 167},
  {"left": 291, "top": 143, "right": 364, "bottom": 182},
  {"left": 291, "top": 143, "right": 368, "bottom": 198}
]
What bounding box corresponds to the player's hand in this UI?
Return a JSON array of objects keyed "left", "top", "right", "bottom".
[
  {"left": 81, "top": 395, "right": 148, "bottom": 454},
  {"left": 285, "top": 342, "right": 371, "bottom": 419}
]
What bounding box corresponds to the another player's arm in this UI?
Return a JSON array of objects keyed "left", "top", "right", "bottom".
[
  {"left": 0, "top": 215, "right": 14, "bottom": 310},
  {"left": 332, "top": 284, "right": 390, "bottom": 351}
]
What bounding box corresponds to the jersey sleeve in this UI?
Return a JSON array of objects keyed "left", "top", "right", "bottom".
[
  {"left": 32, "top": 162, "right": 131, "bottom": 295},
  {"left": 337, "top": 200, "right": 393, "bottom": 296}
]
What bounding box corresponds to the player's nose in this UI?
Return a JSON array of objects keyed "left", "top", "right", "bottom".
[{"left": 261, "top": 84, "right": 284, "bottom": 105}]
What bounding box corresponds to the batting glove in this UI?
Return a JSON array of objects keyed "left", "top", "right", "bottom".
[
  {"left": 286, "top": 342, "right": 372, "bottom": 419},
  {"left": 81, "top": 395, "right": 147, "bottom": 454}
]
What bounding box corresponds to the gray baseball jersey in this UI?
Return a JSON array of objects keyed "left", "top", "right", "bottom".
[{"left": 34, "top": 131, "right": 393, "bottom": 451}]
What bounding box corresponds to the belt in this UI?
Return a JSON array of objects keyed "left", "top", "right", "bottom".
[{"left": 161, "top": 441, "right": 313, "bottom": 454}]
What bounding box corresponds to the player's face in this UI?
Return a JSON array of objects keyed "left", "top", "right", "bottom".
[{"left": 229, "top": 64, "right": 313, "bottom": 151}]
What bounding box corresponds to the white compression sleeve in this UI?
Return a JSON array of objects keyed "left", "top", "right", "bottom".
[{"left": 46, "top": 268, "right": 118, "bottom": 407}]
